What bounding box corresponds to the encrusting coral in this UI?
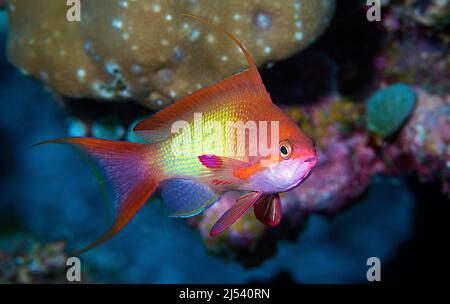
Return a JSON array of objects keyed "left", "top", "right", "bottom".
[{"left": 4, "top": 0, "right": 335, "bottom": 109}]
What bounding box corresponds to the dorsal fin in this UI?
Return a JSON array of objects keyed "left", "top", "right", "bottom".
[{"left": 134, "top": 14, "right": 270, "bottom": 143}]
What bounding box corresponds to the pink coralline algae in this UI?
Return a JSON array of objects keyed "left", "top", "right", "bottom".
[
  {"left": 287, "top": 133, "right": 384, "bottom": 214},
  {"left": 374, "top": 38, "right": 450, "bottom": 96},
  {"left": 385, "top": 90, "right": 450, "bottom": 193}
]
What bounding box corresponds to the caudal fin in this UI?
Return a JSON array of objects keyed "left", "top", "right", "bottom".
[{"left": 33, "top": 137, "right": 159, "bottom": 254}]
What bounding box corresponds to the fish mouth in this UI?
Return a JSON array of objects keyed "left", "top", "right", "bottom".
[
  {"left": 275, "top": 156, "right": 317, "bottom": 192},
  {"left": 283, "top": 168, "right": 313, "bottom": 192}
]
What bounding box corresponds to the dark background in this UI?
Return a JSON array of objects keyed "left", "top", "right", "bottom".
[{"left": 0, "top": 1, "right": 449, "bottom": 283}]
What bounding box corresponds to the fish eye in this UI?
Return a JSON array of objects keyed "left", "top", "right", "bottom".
[{"left": 279, "top": 141, "right": 291, "bottom": 159}]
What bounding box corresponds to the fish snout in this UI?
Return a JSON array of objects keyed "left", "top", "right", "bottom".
[
  {"left": 304, "top": 156, "right": 317, "bottom": 169},
  {"left": 298, "top": 155, "right": 317, "bottom": 183}
]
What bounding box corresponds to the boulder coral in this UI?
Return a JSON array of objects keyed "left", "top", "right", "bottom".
[{"left": 4, "top": 0, "right": 335, "bottom": 109}]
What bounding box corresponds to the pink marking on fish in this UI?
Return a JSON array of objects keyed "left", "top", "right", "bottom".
[{"left": 198, "top": 155, "right": 223, "bottom": 169}]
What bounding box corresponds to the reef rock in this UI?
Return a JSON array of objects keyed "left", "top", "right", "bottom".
[
  {"left": 389, "top": 90, "right": 450, "bottom": 194},
  {"left": 4, "top": 0, "right": 335, "bottom": 109}
]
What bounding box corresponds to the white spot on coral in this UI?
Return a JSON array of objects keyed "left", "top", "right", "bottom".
[
  {"left": 174, "top": 47, "right": 184, "bottom": 61},
  {"left": 152, "top": 4, "right": 161, "bottom": 13},
  {"left": 165, "top": 14, "right": 173, "bottom": 21},
  {"left": 105, "top": 61, "right": 120, "bottom": 75},
  {"left": 157, "top": 69, "right": 173, "bottom": 84},
  {"left": 161, "top": 39, "right": 169, "bottom": 46},
  {"left": 112, "top": 18, "right": 123, "bottom": 29},
  {"left": 131, "top": 64, "right": 143, "bottom": 74},
  {"left": 77, "top": 68, "right": 86, "bottom": 80},
  {"left": 264, "top": 46, "right": 272, "bottom": 54},
  {"left": 233, "top": 13, "right": 241, "bottom": 21},
  {"left": 122, "top": 32, "right": 130, "bottom": 40},
  {"left": 119, "top": 0, "right": 129, "bottom": 8},
  {"left": 295, "top": 20, "right": 302, "bottom": 28},
  {"left": 294, "top": 1, "right": 301, "bottom": 10},
  {"left": 189, "top": 29, "right": 201, "bottom": 41},
  {"left": 169, "top": 90, "right": 177, "bottom": 98},
  {"left": 221, "top": 55, "right": 229, "bottom": 62},
  {"left": 295, "top": 31, "right": 304, "bottom": 41},
  {"left": 207, "top": 34, "right": 216, "bottom": 43},
  {"left": 92, "top": 82, "right": 114, "bottom": 99},
  {"left": 255, "top": 11, "right": 271, "bottom": 30}
]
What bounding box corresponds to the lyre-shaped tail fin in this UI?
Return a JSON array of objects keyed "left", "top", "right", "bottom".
[{"left": 32, "top": 138, "right": 159, "bottom": 254}]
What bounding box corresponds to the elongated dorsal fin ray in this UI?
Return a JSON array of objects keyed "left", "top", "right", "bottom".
[
  {"left": 180, "top": 13, "right": 260, "bottom": 79},
  {"left": 134, "top": 14, "right": 270, "bottom": 143}
]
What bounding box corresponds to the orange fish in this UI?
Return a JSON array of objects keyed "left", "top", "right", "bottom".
[{"left": 35, "top": 14, "right": 317, "bottom": 253}]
